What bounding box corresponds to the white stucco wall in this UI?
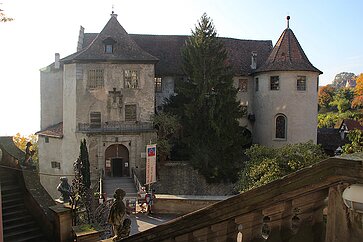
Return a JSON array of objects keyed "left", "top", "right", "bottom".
[
  {"left": 253, "top": 71, "right": 319, "bottom": 147},
  {"left": 40, "top": 68, "right": 63, "bottom": 129},
  {"left": 38, "top": 136, "right": 67, "bottom": 198}
]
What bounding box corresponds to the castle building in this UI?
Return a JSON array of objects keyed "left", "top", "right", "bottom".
[{"left": 37, "top": 14, "right": 321, "bottom": 198}]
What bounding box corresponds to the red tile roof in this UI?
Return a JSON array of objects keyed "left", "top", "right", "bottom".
[
  {"left": 36, "top": 122, "right": 63, "bottom": 138},
  {"left": 255, "top": 28, "right": 322, "bottom": 74},
  {"left": 339, "top": 119, "right": 363, "bottom": 131}
]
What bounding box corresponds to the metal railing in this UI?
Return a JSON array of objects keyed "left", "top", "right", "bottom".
[
  {"left": 132, "top": 168, "right": 145, "bottom": 195},
  {"left": 78, "top": 121, "right": 154, "bottom": 134}
]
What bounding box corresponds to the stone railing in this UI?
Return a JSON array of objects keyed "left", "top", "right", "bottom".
[
  {"left": 77, "top": 121, "right": 154, "bottom": 134},
  {"left": 122, "top": 157, "right": 363, "bottom": 242}
]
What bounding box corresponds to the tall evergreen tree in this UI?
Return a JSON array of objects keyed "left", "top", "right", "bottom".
[
  {"left": 80, "top": 139, "right": 91, "bottom": 189},
  {"left": 167, "top": 13, "right": 251, "bottom": 182}
]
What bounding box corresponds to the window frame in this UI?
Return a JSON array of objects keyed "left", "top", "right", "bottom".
[
  {"left": 238, "top": 79, "right": 248, "bottom": 92},
  {"left": 90, "top": 112, "right": 101, "bottom": 129},
  {"left": 155, "top": 77, "right": 162, "bottom": 93},
  {"left": 270, "top": 76, "right": 280, "bottom": 91},
  {"left": 124, "top": 70, "right": 139, "bottom": 89},
  {"left": 275, "top": 114, "right": 287, "bottom": 140},
  {"left": 255, "top": 77, "right": 259, "bottom": 92},
  {"left": 88, "top": 69, "right": 104, "bottom": 89},
  {"left": 51, "top": 161, "right": 61, "bottom": 169},
  {"left": 105, "top": 44, "right": 113, "bottom": 54},
  {"left": 125, "top": 104, "right": 137, "bottom": 122},
  {"left": 297, "top": 76, "right": 307, "bottom": 91}
]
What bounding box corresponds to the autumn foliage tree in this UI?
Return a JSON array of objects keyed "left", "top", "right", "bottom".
[
  {"left": 318, "top": 85, "right": 335, "bottom": 109},
  {"left": 352, "top": 74, "right": 363, "bottom": 109},
  {"left": 13, "top": 133, "right": 38, "bottom": 163},
  {"left": 0, "top": 6, "right": 13, "bottom": 22}
]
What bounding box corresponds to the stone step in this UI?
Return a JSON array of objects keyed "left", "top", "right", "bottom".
[
  {"left": 103, "top": 177, "right": 138, "bottom": 199},
  {"left": 4, "top": 226, "right": 44, "bottom": 242},
  {"left": 4, "top": 220, "right": 37, "bottom": 232},
  {"left": 3, "top": 214, "right": 33, "bottom": 226}
]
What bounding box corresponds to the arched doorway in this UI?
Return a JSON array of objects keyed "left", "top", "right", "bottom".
[{"left": 105, "top": 144, "right": 130, "bottom": 177}]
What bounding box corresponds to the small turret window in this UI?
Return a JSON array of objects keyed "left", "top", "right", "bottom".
[
  {"left": 270, "top": 76, "right": 280, "bottom": 90},
  {"left": 238, "top": 79, "right": 248, "bottom": 92},
  {"left": 297, "top": 76, "right": 306, "bottom": 91},
  {"left": 275, "top": 114, "right": 287, "bottom": 139}
]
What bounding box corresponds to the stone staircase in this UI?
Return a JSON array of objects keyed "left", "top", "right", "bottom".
[
  {"left": 103, "top": 177, "right": 138, "bottom": 200},
  {"left": 1, "top": 169, "right": 48, "bottom": 242}
]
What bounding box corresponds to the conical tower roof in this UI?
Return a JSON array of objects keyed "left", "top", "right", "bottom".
[
  {"left": 70, "top": 14, "right": 158, "bottom": 63},
  {"left": 255, "top": 17, "right": 322, "bottom": 74}
]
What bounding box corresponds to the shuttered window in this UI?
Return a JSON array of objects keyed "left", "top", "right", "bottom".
[
  {"left": 90, "top": 112, "right": 101, "bottom": 128},
  {"left": 125, "top": 105, "right": 137, "bottom": 121},
  {"left": 88, "top": 69, "right": 104, "bottom": 88}
]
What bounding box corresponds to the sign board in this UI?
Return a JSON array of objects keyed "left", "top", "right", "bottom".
[
  {"left": 145, "top": 144, "right": 157, "bottom": 185},
  {"left": 105, "top": 159, "right": 111, "bottom": 168}
]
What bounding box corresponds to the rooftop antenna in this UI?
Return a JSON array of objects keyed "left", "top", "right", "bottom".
[{"left": 287, "top": 15, "right": 290, "bottom": 29}]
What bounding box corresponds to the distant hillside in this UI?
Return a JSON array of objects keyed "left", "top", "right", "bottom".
[{"left": 331, "top": 72, "right": 356, "bottom": 88}]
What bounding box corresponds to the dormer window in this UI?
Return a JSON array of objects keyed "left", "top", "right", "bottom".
[
  {"left": 105, "top": 44, "right": 113, "bottom": 54},
  {"left": 103, "top": 37, "right": 117, "bottom": 54}
]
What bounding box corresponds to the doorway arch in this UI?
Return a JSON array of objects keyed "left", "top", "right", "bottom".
[{"left": 105, "top": 144, "right": 130, "bottom": 177}]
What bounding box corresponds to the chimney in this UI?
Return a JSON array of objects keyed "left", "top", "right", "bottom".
[
  {"left": 54, "top": 53, "right": 60, "bottom": 69},
  {"left": 250, "top": 51, "right": 257, "bottom": 69},
  {"left": 77, "top": 26, "right": 85, "bottom": 52}
]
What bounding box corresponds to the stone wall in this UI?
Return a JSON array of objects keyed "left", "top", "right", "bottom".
[{"left": 153, "top": 162, "right": 235, "bottom": 196}]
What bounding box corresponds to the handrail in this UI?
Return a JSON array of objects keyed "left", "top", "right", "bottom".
[{"left": 132, "top": 168, "right": 145, "bottom": 194}]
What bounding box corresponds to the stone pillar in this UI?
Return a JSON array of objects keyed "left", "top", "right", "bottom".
[
  {"left": 49, "top": 204, "right": 73, "bottom": 242},
  {"left": 235, "top": 212, "right": 262, "bottom": 241},
  {"left": 325, "top": 184, "right": 350, "bottom": 242}
]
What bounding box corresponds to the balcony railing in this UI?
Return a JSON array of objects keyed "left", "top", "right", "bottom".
[{"left": 77, "top": 121, "right": 154, "bottom": 134}]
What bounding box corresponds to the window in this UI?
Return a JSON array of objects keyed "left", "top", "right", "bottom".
[
  {"left": 51, "top": 161, "right": 61, "bottom": 169},
  {"left": 270, "top": 76, "right": 280, "bottom": 90},
  {"left": 103, "top": 37, "right": 116, "bottom": 54},
  {"left": 238, "top": 79, "right": 248, "bottom": 92},
  {"left": 90, "top": 112, "right": 101, "bottom": 129},
  {"left": 125, "top": 105, "right": 137, "bottom": 121},
  {"left": 255, "top": 77, "right": 259, "bottom": 92},
  {"left": 105, "top": 44, "right": 113, "bottom": 53},
  {"left": 297, "top": 76, "right": 306, "bottom": 91},
  {"left": 88, "top": 69, "right": 104, "bottom": 88},
  {"left": 275, "top": 114, "right": 287, "bottom": 139},
  {"left": 155, "top": 77, "right": 162, "bottom": 92},
  {"left": 44, "top": 136, "right": 49, "bottom": 143},
  {"left": 124, "top": 70, "right": 138, "bottom": 88}
]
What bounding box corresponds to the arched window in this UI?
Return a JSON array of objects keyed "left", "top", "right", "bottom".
[{"left": 275, "top": 114, "right": 287, "bottom": 139}]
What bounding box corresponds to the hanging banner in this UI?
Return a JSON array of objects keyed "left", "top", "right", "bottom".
[{"left": 145, "top": 144, "right": 157, "bottom": 185}]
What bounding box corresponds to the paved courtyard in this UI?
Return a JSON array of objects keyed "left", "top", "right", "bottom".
[{"left": 130, "top": 213, "right": 179, "bottom": 235}]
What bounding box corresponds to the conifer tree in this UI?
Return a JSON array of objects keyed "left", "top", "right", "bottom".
[
  {"left": 80, "top": 139, "right": 91, "bottom": 189},
  {"left": 167, "top": 13, "right": 251, "bottom": 182}
]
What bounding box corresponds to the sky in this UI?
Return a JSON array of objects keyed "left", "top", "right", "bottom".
[{"left": 0, "top": 0, "right": 362, "bottom": 136}]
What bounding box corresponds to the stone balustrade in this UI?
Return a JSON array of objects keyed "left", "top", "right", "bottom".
[{"left": 122, "top": 157, "right": 363, "bottom": 242}]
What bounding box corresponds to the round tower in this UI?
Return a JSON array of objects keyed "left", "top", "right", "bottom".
[{"left": 252, "top": 16, "right": 322, "bottom": 147}]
